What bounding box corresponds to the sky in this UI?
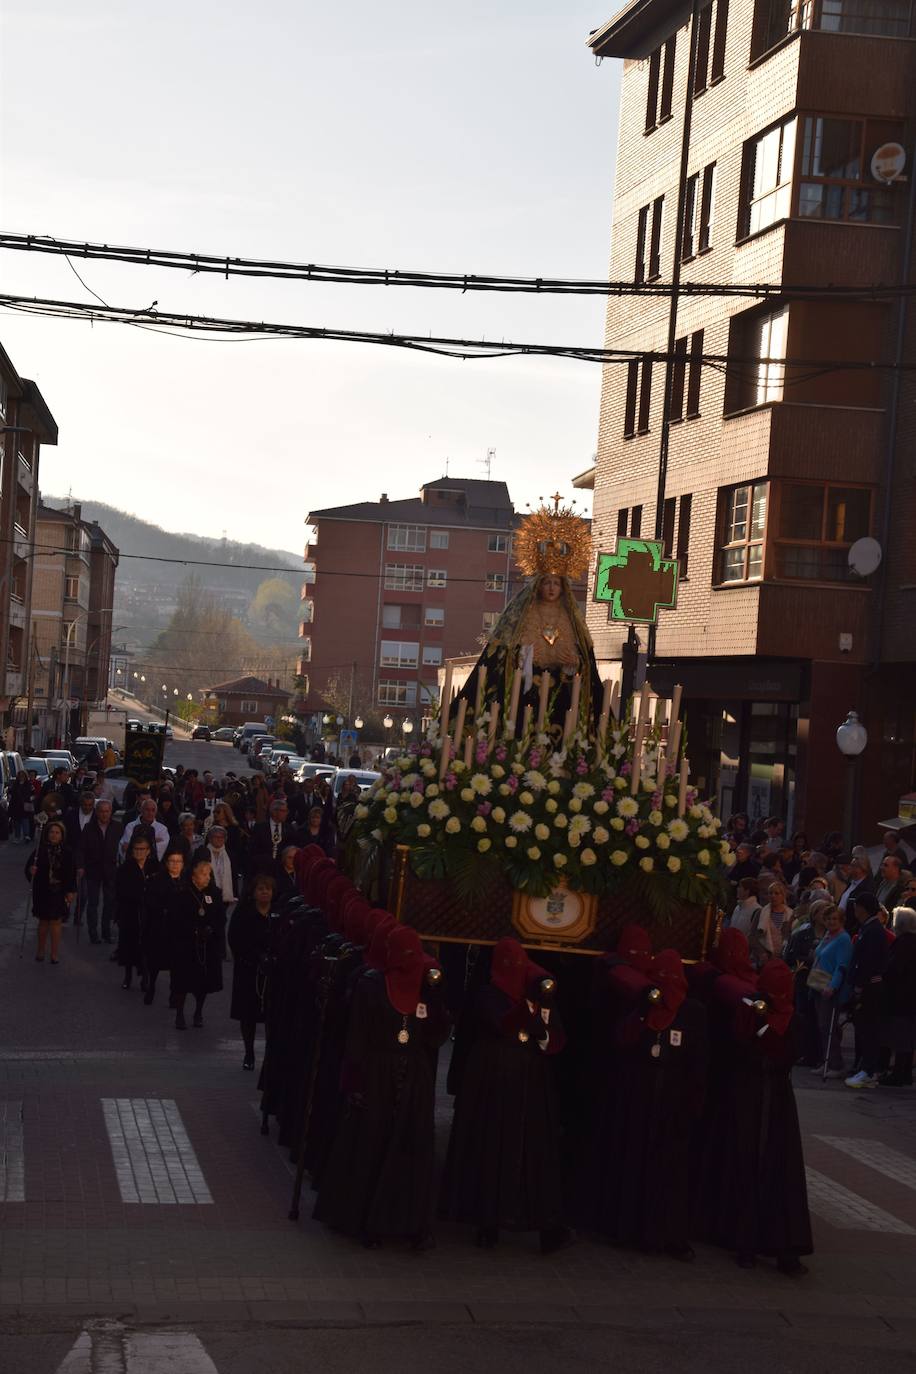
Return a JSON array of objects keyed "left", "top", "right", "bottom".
[{"left": 0, "top": 0, "right": 621, "bottom": 553}]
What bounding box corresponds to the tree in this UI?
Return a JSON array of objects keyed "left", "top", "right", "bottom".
[
  {"left": 250, "top": 578, "right": 299, "bottom": 634},
  {"left": 137, "top": 576, "right": 265, "bottom": 711}
]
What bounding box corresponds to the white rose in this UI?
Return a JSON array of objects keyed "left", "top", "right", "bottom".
[
  {"left": 417, "top": 823, "right": 431, "bottom": 838},
  {"left": 593, "top": 826, "right": 610, "bottom": 845},
  {"left": 545, "top": 798, "right": 558, "bottom": 814},
  {"left": 593, "top": 800, "right": 609, "bottom": 815},
  {"left": 491, "top": 806, "right": 506, "bottom": 824},
  {"left": 491, "top": 765, "right": 505, "bottom": 779},
  {"left": 505, "top": 835, "right": 518, "bottom": 848},
  {"left": 614, "top": 777, "right": 627, "bottom": 791},
  {"left": 477, "top": 837, "right": 492, "bottom": 853},
  {"left": 665, "top": 794, "right": 678, "bottom": 808},
  {"left": 635, "top": 834, "right": 650, "bottom": 850},
  {"left": 519, "top": 791, "right": 535, "bottom": 807},
  {"left": 667, "top": 855, "right": 681, "bottom": 873},
  {"left": 445, "top": 817, "right": 461, "bottom": 834},
  {"left": 553, "top": 853, "right": 568, "bottom": 868},
  {"left": 470, "top": 816, "right": 487, "bottom": 833},
  {"left": 639, "top": 856, "right": 654, "bottom": 873},
  {"left": 383, "top": 807, "right": 398, "bottom": 824},
  {"left": 498, "top": 784, "right": 511, "bottom": 797},
  {"left": 535, "top": 823, "right": 550, "bottom": 841},
  {"left": 697, "top": 848, "right": 711, "bottom": 866},
  {"left": 580, "top": 848, "right": 597, "bottom": 866},
  {"left": 610, "top": 817, "right": 625, "bottom": 831},
  {"left": 410, "top": 792, "right": 424, "bottom": 808},
  {"left": 426, "top": 783, "right": 440, "bottom": 798},
  {"left": 526, "top": 846, "right": 541, "bottom": 861},
  {"left": 460, "top": 787, "right": 475, "bottom": 803},
  {"left": 656, "top": 832, "right": 670, "bottom": 850},
  {"left": 648, "top": 809, "right": 663, "bottom": 827},
  {"left": 547, "top": 780, "right": 561, "bottom": 795},
  {"left": 569, "top": 797, "right": 583, "bottom": 814},
  {"left": 553, "top": 814, "right": 568, "bottom": 829},
  {"left": 611, "top": 850, "right": 628, "bottom": 866}
]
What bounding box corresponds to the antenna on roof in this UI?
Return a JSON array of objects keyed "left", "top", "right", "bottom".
[
  {"left": 445, "top": 455, "right": 450, "bottom": 475},
  {"left": 479, "top": 447, "right": 495, "bottom": 480}
]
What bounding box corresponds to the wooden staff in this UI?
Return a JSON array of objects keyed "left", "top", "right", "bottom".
[
  {"left": 537, "top": 671, "right": 552, "bottom": 733},
  {"left": 441, "top": 698, "right": 467, "bottom": 781},
  {"left": 598, "top": 677, "right": 612, "bottom": 750},
  {"left": 669, "top": 720, "right": 683, "bottom": 770},
  {"left": 678, "top": 756, "right": 689, "bottom": 816},
  {"left": 504, "top": 668, "right": 521, "bottom": 738}
]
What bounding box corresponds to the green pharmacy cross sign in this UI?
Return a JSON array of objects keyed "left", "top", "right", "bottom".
[{"left": 594, "top": 538, "right": 679, "bottom": 625}]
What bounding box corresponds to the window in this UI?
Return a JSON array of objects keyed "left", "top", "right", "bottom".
[
  {"left": 726, "top": 307, "right": 788, "bottom": 412},
  {"left": 487, "top": 534, "right": 509, "bottom": 553},
  {"left": 686, "top": 330, "right": 703, "bottom": 417},
  {"left": 624, "top": 359, "right": 639, "bottom": 437},
  {"left": 422, "top": 645, "right": 443, "bottom": 666},
  {"left": 695, "top": 0, "right": 728, "bottom": 92},
  {"left": 662, "top": 497, "right": 677, "bottom": 557},
  {"left": 676, "top": 494, "right": 692, "bottom": 578},
  {"left": 482, "top": 611, "right": 500, "bottom": 633},
  {"left": 758, "top": 0, "right": 911, "bottom": 51},
  {"left": 717, "top": 482, "right": 768, "bottom": 583},
  {"left": 635, "top": 196, "right": 664, "bottom": 282},
  {"left": 637, "top": 357, "right": 653, "bottom": 433},
  {"left": 380, "top": 640, "right": 419, "bottom": 668},
  {"left": 798, "top": 116, "right": 899, "bottom": 225},
  {"left": 303, "top": 560, "right": 316, "bottom": 586},
  {"left": 630, "top": 505, "right": 643, "bottom": 538},
  {"left": 424, "top": 607, "right": 445, "bottom": 627},
  {"left": 616, "top": 509, "right": 629, "bottom": 537},
  {"left": 378, "top": 679, "right": 417, "bottom": 706},
  {"left": 683, "top": 163, "right": 716, "bottom": 258},
  {"left": 645, "top": 36, "right": 676, "bottom": 131},
  {"left": 382, "top": 603, "right": 421, "bottom": 630},
  {"left": 240, "top": 699, "right": 260, "bottom": 714},
  {"left": 429, "top": 530, "right": 449, "bottom": 549},
  {"left": 387, "top": 524, "right": 427, "bottom": 552},
  {"left": 384, "top": 564, "right": 424, "bottom": 592},
  {"left": 773, "top": 481, "right": 871, "bottom": 581},
  {"left": 485, "top": 571, "right": 506, "bottom": 592},
  {"left": 382, "top": 605, "right": 401, "bottom": 629},
  {"left": 300, "top": 597, "right": 314, "bottom": 623},
  {"left": 741, "top": 118, "right": 797, "bottom": 237},
  {"left": 64, "top": 576, "right": 80, "bottom": 600},
  {"left": 427, "top": 568, "right": 448, "bottom": 588},
  {"left": 615, "top": 506, "right": 643, "bottom": 539},
  {"left": 299, "top": 637, "right": 311, "bottom": 662}
]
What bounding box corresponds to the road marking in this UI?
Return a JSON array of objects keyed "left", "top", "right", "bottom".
[
  {"left": 57, "top": 1320, "right": 220, "bottom": 1372},
  {"left": 805, "top": 1166, "right": 916, "bottom": 1234},
  {"left": 0, "top": 1099, "right": 25, "bottom": 1201},
  {"left": 102, "top": 1098, "right": 212, "bottom": 1204},
  {"left": 816, "top": 1135, "right": 916, "bottom": 1194}
]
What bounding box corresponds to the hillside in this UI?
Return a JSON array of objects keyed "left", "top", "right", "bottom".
[{"left": 43, "top": 498, "right": 302, "bottom": 650}]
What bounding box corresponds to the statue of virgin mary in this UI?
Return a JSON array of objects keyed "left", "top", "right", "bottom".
[{"left": 455, "top": 500, "right": 603, "bottom": 741}]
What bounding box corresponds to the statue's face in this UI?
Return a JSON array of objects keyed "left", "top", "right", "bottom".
[{"left": 539, "top": 575, "right": 562, "bottom": 603}]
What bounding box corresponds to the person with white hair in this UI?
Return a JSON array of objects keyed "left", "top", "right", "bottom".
[{"left": 878, "top": 907, "right": 916, "bottom": 1087}]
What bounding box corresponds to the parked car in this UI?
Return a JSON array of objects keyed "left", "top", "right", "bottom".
[
  {"left": 295, "top": 762, "right": 338, "bottom": 784},
  {"left": 0, "top": 750, "right": 25, "bottom": 798},
  {"left": 249, "top": 736, "right": 276, "bottom": 768},
  {"left": 23, "top": 757, "right": 53, "bottom": 784},
  {"left": 72, "top": 738, "right": 105, "bottom": 767},
  {"left": 266, "top": 744, "right": 299, "bottom": 770},
  {"left": 273, "top": 755, "right": 307, "bottom": 775},
  {"left": 332, "top": 768, "right": 381, "bottom": 798},
  {"left": 36, "top": 749, "right": 79, "bottom": 773},
  {"left": 191, "top": 725, "right": 212, "bottom": 741},
  {"left": 97, "top": 765, "right": 131, "bottom": 804},
  {"left": 212, "top": 727, "right": 235, "bottom": 742},
  {"left": 126, "top": 719, "right": 143, "bottom": 730},
  {"left": 164, "top": 725, "right": 174, "bottom": 740},
  {"left": 237, "top": 722, "right": 271, "bottom": 753}
]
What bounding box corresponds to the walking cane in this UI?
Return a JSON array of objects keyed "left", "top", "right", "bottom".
[
  {"left": 822, "top": 1001, "right": 839, "bottom": 1082},
  {"left": 288, "top": 950, "right": 339, "bottom": 1222}
]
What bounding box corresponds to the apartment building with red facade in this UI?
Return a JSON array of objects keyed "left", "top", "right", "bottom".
[
  {"left": 585, "top": 0, "right": 915, "bottom": 839},
  {"left": 300, "top": 478, "right": 522, "bottom": 728}
]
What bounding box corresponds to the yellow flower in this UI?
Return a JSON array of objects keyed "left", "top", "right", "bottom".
[
  {"left": 648, "top": 809, "right": 663, "bottom": 826},
  {"left": 553, "top": 853, "right": 568, "bottom": 868},
  {"left": 470, "top": 816, "right": 487, "bottom": 833},
  {"left": 610, "top": 817, "right": 625, "bottom": 831},
  {"left": 498, "top": 783, "right": 511, "bottom": 796},
  {"left": 445, "top": 817, "right": 461, "bottom": 834},
  {"left": 477, "top": 838, "right": 492, "bottom": 853},
  {"left": 460, "top": 787, "right": 475, "bottom": 803},
  {"left": 409, "top": 792, "right": 424, "bottom": 808},
  {"left": 383, "top": 807, "right": 398, "bottom": 824},
  {"left": 635, "top": 834, "right": 650, "bottom": 850},
  {"left": 593, "top": 800, "right": 609, "bottom": 815},
  {"left": 665, "top": 794, "right": 677, "bottom": 808},
  {"left": 614, "top": 777, "right": 627, "bottom": 791},
  {"left": 491, "top": 765, "right": 506, "bottom": 779},
  {"left": 569, "top": 797, "right": 583, "bottom": 814},
  {"left": 616, "top": 797, "right": 638, "bottom": 819},
  {"left": 667, "top": 819, "right": 689, "bottom": 842},
  {"left": 535, "top": 823, "right": 550, "bottom": 841},
  {"left": 593, "top": 826, "right": 610, "bottom": 845},
  {"left": 547, "top": 780, "right": 561, "bottom": 795},
  {"left": 491, "top": 806, "right": 506, "bottom": 824},
  {"left": 553, "top": 814, "right": 568, "bottom": 829},
  {"left": 470, "top": 773, "right": 492, "bottom": 795},
  {"left": 580, "top": 848, "right": 597, "bottom": 866},
  {"left": 417, "top": 823, "right": 431, "bottom": 838},
  {"left": 545, "top": 798, "right": 558, "bottom": 814},
  {"left": 611, "top": 850, "right": 628, "bottom": 866},
  {"left": 655, "top": 832, "right": 670, "bottom": 850},
  {"left": 519, "top": 790, "right": 535, "bottom": 806},
  {"left": 527, "top": 846, "right": 542, "bottom": 861},
  {"left": 697, "top": 848, "right": 711, "bottom": 866},
  {"left": 426, "top": 783, "right": 440, "bottom": 798},
  {"left": 667, "top": 855, "right": 681, "bottom": 873},
  {"left": 639, "top": 856, "right": 654, "bottom": 873},
  {"left": 505, "top": 835, "right": 518, "bottom": 849}
]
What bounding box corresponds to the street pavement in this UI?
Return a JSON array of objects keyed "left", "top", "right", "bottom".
[{"left": 2, "top": 734, "right": 916, "bottom": 1371}]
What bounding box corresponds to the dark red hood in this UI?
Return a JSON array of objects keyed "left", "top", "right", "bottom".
[
  {"left": 758, "top": 958, "right": 794, "bottom": 1036},
  {"left": 325, "top": 874, "right": 355, "bottom": 933},
  {"left": 491, "top": 937, "right": 547, "bottom": 1003},
  {"left": 341, "top": 895, "right": 372, "bottom": 946},
  {"left": 385, "top": 925, "right": 425, "bottom": 1015},
  {"left": 713, "top": 928, "right": 757, "bottom": 984},
  {"left": 616, "top": 923, "right": 653, "bottom": 974},
  {"left": 646, "top": 948, "right": 687, "bottom": 1031},
  {"left": 365, "top": 912, "right": 397, "bottom": 972}
]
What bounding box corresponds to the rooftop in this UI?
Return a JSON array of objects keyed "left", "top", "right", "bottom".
[
  {"left": 199, "top": 675, "right": 290, "bottom": 697},
  {"left": 587, "top": 0, "right": 688, "bottom": 58},
  {"left": 308, "top": 476, "right": 517, "bottom": 531}
]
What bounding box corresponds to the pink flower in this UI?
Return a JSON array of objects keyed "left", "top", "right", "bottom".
[
  {"left": 444, "top": 773, "right": 458, "bottom": 791},
  {"left": 419, "top": 744, "right": 432, "bottom": 757},
  {"left": 620, "top": 761, "right": 632, "bottom": 776},
  {"left": 414, "top": 781, "right": 425, "bottom": 795},
  {"left": 528, "top": 750, "right": 541, "bottom": 768},
  {"left": 477, "top": 802, "right": 492, "bottom": 816},
  {"left": 651, "top": 791, "right": 662, "bottom": 808},
  {"left": 495, "top": 745, "right": 508, "bottom": 763},
  {"left": 506, "top": 775, "right": 519, "bottom": 793},
  {"left": 475, "top": 745, "right": 489, "bottom": 765},
  {"left": 576, "top": 758, "right": 589, "bottom": 775},
  {"left": 625, "top": 819, "right": 640, "bottom": 836},
  {"left": 601, "top": 787, "right": 615, "bottom": 802}
]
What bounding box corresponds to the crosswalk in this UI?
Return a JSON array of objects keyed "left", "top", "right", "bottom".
[
  {"left": 57, "top": 1321, "right": 219, "bottom": 1373},
  {"left": 2, "top": 1097, "right": 916, "bottom": 1237}
]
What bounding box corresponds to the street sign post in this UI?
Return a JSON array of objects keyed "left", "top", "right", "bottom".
[{"left": 593, "top": 538, "right": 679, "bottom": 625}]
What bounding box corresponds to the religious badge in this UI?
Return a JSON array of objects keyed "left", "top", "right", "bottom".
[
  {"left": 397, "top": 1028, "right": 410, "bottom": 1045},
  {"left": 518, "top": 1030, "right": 530, "bottom": 1044},
  {"left": 416, "top": 1003, "right": 428, "bottom": 1020},
  {"left": 670, "top": 1030, "right": 682, "bottom": 1047},
  {"left": 650, "top": 1040, "right": 661, "bottom": 1058}
]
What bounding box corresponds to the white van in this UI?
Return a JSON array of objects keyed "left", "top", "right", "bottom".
[{"left": 238, "top": 721, "right": 269, "bottom": 754}]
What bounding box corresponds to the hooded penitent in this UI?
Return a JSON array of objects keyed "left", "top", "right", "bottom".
[
  {"left": 384, "top": 925, "right": 426, "bottom": 1015},
  {"left": 364, "top": 911, "right": 397, "bottom": 972},
  {"left": 616, "top": 923, "right": 653, "bottom": 975},
  {"left": 646, "top": 949, "right": 688, "bottom": 1032},
  {"left": 713, "top": 928, "right": 757, "bottom": 985},
  {"left": 490, "top": 936, "right": 548, "bottom": 1003},
  {"left": 757, "top": 958, "right": 795, "bottom": 1036}
]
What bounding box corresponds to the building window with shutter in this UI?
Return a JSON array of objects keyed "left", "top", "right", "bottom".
[
  {"left": 380, "top": 641, "right": 419, "bottom": 669},
  {"left": 635, "top": 197, "right": 664, "bottom": 282},
  {"left": 772, "top": 480, "right": 872, "bottom": 582},
  {"left": 716, "top": 481, "right": 768, "bottom": 583},
  {"left": 424, "top": 607, "right": 445, "bottom": 627},
  {"left": 740, "top": 118, "right": 797, "bottom": 237},
  {"left": 387, "top": 524, "right": 427, "bottom": 552},
  {"left": 645, "top": 36, "right": 677, "bottom": 131},
  {"left": 676, "top": 494, "right": 692, "bottom": 578},
  {"left": 485, "top": 571, "right": 506, "bottom": 592}
]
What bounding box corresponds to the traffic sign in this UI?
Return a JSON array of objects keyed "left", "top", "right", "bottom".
[{"left": 594, "top": 538, "right": 679, "bottom": 625}]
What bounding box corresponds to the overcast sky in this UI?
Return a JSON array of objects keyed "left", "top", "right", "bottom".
[{"left": 0, "top": 0, "right": 620, "bottom": 553}]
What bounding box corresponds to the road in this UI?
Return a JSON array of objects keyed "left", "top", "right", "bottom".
[{"left": 2, "top": 724, "right": 916, "bottom": 1370}]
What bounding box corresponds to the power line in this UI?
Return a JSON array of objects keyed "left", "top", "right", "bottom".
[
  {"left": 1, "top": 291, "right": 910, "bottom": 374},
  {"left": 1, "top": 231, "right": 912, "bottom": 302}
]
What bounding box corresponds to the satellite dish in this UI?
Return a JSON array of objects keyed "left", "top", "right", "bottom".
[
  {"left": 871, "top": 142, "right": 906, "bottom": 184},
  {"left": 848, "top": 537, "right": 882, "bottom": 577}
]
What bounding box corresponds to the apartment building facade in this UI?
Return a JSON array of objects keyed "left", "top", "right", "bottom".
[
  {"left": 301, "top": 478, "right": 524, "bottom": 728},
  {"left": 0, "top": 343, "right": 58, "bottom": 748},
  {"left": 586, "top": 0, "right": 915, "bottom": 837}
]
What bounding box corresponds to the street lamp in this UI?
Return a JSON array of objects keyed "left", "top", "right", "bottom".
[
  {"left": 354, "top": 715, "right": 364, "bottom": 730},
  {"left": 837, "top": 710, "right": 868, "bottom": 848},
  {"left": 402, "top": 720, "right": 414, "bottom": 736}
]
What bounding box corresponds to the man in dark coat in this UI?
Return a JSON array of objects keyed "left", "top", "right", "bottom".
[
  {"left": 248, "top": 799, "right": 298, "bottom": 881},
  {"left": 846, "top": 892, "right": 891, "bottom": 1088},
  {"left": 440, "top": 937, "right": 570, "bottom": 1254},
  {"left": 80, "top": 800, "right": 123, "bottom": 944}
]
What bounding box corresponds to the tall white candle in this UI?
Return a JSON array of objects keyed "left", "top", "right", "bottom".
[
  {"left": 537, "top": 672, "right": 551, "bottom": 733},
  {"left": 505, "top": 669, "right": 521, "bottom": 739},
  {"left": 678, "top": 756, "right": 689, "bottom": 816}
]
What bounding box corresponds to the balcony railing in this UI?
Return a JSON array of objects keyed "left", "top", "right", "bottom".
[{"left": 762, "top": 0, "right": 912, "bottom": 50}]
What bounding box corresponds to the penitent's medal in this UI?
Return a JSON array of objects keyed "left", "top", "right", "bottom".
[
  {"left": 651, "top": 1035, "right": 662, "bottom": 1059},
  {"left": 397, "top": 1015, "right": 410, "bottom": 1045}
]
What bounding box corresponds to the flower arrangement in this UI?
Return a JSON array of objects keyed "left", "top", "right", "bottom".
[{"left": 350, "top": 685, "right": 734, "bottom": 912}]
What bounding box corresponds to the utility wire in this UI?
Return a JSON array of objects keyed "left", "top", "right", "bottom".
[
  {"left": 1, "top": 231, "right": 912, "bottom": 302},
  {"left": 1, "top": 292, "right": 910, "bottom": 374}
]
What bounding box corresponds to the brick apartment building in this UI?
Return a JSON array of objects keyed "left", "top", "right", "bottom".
[
  {"left": 301, "top": 478, "right": 525, "bottom": 728},
  {"left": 585, "top": 0, "right": 915, "bottom": 838},
  {"left": 32, "top": 503, "right": 119, "bottom": 744},
  {"left": 0, "top": 343, "right": 58, "bottom": 750}
]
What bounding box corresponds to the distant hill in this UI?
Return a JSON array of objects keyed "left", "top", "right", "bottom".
[{"left": 43, "top": 498, "right": 302, "bottom": 650}]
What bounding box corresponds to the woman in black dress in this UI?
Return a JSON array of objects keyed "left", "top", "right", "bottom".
[
  {"left": 115, "top": 832, "right": 155, "bottom": 989},
  {"left": 169, "top": 855, "right": 226, "bottom": 1030},
  {"left": 228, "top": 874, "right": 277, "bottom": 1071},
  {"left": 141, "top": 849, "right": 184, "bottom": 1006},
  {"left": 440, "top": 936, "right": 571, "bottom": 1253},
  {"left": 314, "top": 925, "right": 450, "bottom": 1248},
  {"left": 25, "top": 820, "right": 77, "bottom": 965}
]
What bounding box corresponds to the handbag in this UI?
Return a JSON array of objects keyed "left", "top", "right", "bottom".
[{"left": 807, "top": 966, "right": 833, "bottom": 995}]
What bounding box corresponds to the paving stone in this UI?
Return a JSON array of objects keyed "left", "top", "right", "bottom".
[{"left": 359, "top": 1300, "right": 472, "bottom": 1324}]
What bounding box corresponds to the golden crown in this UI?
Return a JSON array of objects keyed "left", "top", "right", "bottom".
[{"left": 514, "top": 495, "right": 591, "bottom": 580}]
